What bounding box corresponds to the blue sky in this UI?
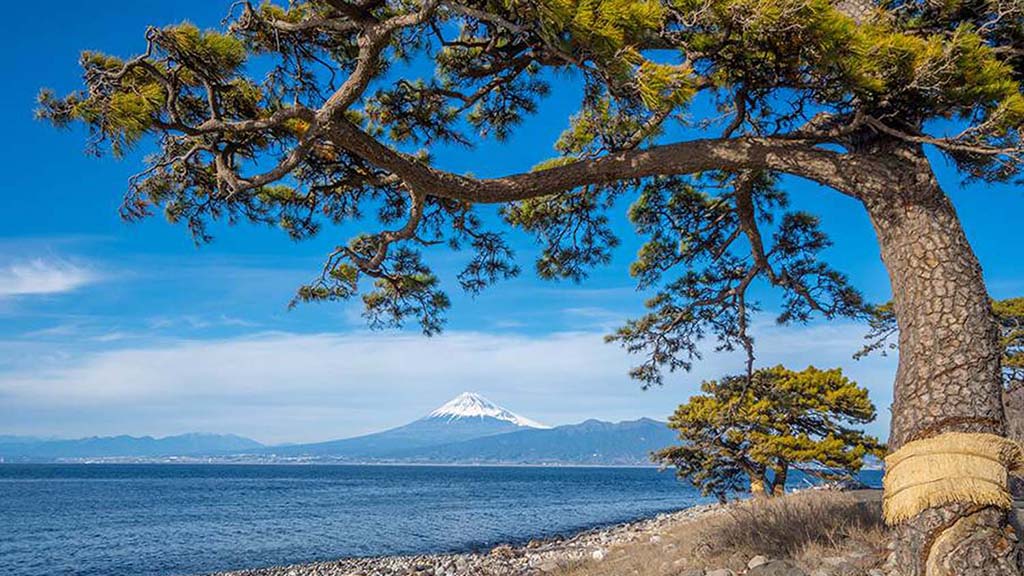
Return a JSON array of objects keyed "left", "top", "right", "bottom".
[{"left": 0, "top": 1, "right": 1020, "bottom": 444}]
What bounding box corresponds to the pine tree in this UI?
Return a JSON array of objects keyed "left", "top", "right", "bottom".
[
  {"left": 655, "top": 366, "right": 883, "bottom": 502},
  {"left": 40, "top": 1, "right": 1024, "bottom": 572}
]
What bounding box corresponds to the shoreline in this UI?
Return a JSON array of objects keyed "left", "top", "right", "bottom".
[
  {"left": 210, "top": 501, "right": 730, "bottom": 576},
  {"left": 2, "top": 461, "right": 665, "bottom": 468}
]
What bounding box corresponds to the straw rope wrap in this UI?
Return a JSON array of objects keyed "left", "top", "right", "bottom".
[{"left": 883, "top": 432, "right": 1024, "bottom": 525}]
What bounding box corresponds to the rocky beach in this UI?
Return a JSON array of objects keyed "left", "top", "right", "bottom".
[
  {"left": 211, "top": 502, "right": 728, "bottom": 576},
  {"left": 212, "top": 489, "right": 892, "bottom": 576}
]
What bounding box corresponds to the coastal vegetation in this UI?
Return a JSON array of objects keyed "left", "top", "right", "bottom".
[
  {"left": 556, "top": 489, "right": 887, "bottom": 576},
  {"left": 40, "top": 0, "right": 1024, "bottom": 572},
  {"left": 654, "top": 366, "right": 883, "bottom": 502}
]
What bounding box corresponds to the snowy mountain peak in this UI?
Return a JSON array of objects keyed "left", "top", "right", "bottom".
[{"left": 427, "top": 392, "right": 549, "bottom": 429}]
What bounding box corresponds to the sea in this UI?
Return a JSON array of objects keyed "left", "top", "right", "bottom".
[{"left": 0, "top": 464, "right": 884, "bottom": 576}]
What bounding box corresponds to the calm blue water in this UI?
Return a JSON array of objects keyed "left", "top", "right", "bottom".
[{"left": 0, "top": 464, "right": 883, "bottom": 576}]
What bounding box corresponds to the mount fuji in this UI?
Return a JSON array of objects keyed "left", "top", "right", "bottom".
[
  {"left": 427, "top": 392, "right": 549, "bottom": 428},
  {"left": 263, "top": 392, "right": 677, "bottom": 465},
  {"left": 3, "top": 393, "right": 676, "bottom": 464},
  {"left": 266, "top": 392, "right": 548, "bottom": 459}
]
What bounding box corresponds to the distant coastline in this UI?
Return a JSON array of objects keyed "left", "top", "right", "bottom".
[
  {"left": 1, "top": 459, "right": 667, "bottom": 468},
  {"left": 0, "top": 457, "right": 883, "bottom": 470},
  {"left": 2, "top": 390, "right": 888, "bottom": 469},
  {"left": 0, "top": 394, "right": 681, "bottom": 467}
]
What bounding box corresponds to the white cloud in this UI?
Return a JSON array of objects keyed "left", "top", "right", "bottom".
[
  {"left": 0, "top": 321, "right": 897, "bottom": 444},
  {"left": 0, "top": 331, "right": 625, "bottom": 410},
  {"left": 0, "top": 259, "right": 99, "bottom": 297}
]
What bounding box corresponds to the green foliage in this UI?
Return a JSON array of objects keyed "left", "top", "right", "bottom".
[
  {"left": 164, "top": 23, "right": 248, "bottom": 77},
  {"left": 608, "top": 175, "right": 865, "bottom": 387},
  {"left": 655, "top": 365, "right": 884, "bottom": 501},
  {"left": 38, "top": 24, "right": 252, "bottom": 157},
  {"left": 36, "top": 0, "right": 1023, "bottom": 346},
  {"left": 502, "top": 182, "right": 623, "bottom": 281},
  {"left": 667, "top": 0, "right": 1023, "bottom": 147},
  {"left": 530, "top": 0, "right": 667, "bottom": 60},
  {"left": 995, "top": 298, "right": 1024, "bottom": 383}
]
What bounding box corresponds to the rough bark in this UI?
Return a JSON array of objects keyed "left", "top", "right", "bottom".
[
  {"left": 1006, "top": 382, "right": 1024, "bottom": 445},
  {"left": 861, "top": 144, "right": 1018, "bottom": 575}
]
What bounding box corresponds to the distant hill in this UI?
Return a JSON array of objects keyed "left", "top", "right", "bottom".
[
  {"left": 391, "top": 418, "right": 677, "bottom": 466},
  {"left": 264, "top": 392, "right": 547, "bottom": 458},
  {"left": 0, "top": 433, "right": 263, "bottom": 461},
  {"left": 0, "top": 393, "right": 679, "bottom": 466},
  {"left": 0, "top": 435, "right": 49, "bottom": 444}
]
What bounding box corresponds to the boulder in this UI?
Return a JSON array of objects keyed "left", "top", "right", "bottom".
[
  {"left": 815, "top": 555, "right": 859, "bottom": 575},
  {"left": 489, "top": 544, "right": 515, "bottom": 559},
  {"left": 748, "top": 555, "right": 770, "bottom": 569},
  {"left": 706, "top": 569, "right": 735, "bottom": 576},
  {"left": 724, "top": 551, "right": 748, "bottom": 572},
  {"left": 747, "top": 560, "right": 808, "bottom": 576}
]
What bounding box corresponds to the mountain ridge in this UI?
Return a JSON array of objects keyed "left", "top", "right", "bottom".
[
  {"left": 0, "top": 393, "right": 675, "bottom": 465},
  {"left": 387, "top": 417, "right": 675, "bottom": 466},
  {"left": 0, "top": 432, "right": 264, "bottom": 461}
]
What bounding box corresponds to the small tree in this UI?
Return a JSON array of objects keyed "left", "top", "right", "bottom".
[
  {"left": 998, "top": 298, "right": 1024, "bottom": 388},
  {"left": 996, "top": 299, "right": 1024, "bottom": 443},
  {"left": 655, "top": 365, "right": 884, "bottom": 502}
]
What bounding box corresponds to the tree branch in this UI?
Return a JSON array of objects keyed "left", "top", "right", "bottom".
[{"left": 326, "top": 120, "right": 874, "bottom": 203}]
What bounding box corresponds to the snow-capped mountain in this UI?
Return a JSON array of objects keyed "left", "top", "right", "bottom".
[
  {"left": 266, "top": 392, "right": 546, "bottom": 458},
  {"left": 4, "top": 393, "right": 678, "bottom": 465},
  {"left": 427, "top": 392, "right": 550, "bottom": 428}
]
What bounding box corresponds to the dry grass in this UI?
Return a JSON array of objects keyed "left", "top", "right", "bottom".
[{"left": 557, "top": 490, "right": 887, "bottom": 576}]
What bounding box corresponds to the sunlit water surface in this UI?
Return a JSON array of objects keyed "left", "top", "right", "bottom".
[{"left": 0, "top": 464, "right": 883, "bottom": 576}]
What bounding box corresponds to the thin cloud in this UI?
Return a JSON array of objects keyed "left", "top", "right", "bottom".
[
  {"left": 147, "top": 314, "right": 259, "bottom": 331},
  {"left": 0, "top": 322, "right": 896, "bottom": 444},
  {"left": 0, "top": 259, "right": 99, "bottom": 297},
  {"left": 561, "top": 306, "right": 629, "bottom": 329}
]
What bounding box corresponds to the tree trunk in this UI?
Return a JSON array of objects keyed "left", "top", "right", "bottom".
[
  {"left": 772, "top": 463, "right": 788, "bottom": 497},
  {"left": 749, "top": 473, "right": 769, "bottom": 499},
  {"left": 862, "top": 145, "right": 1018, "bottom": 575}
]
